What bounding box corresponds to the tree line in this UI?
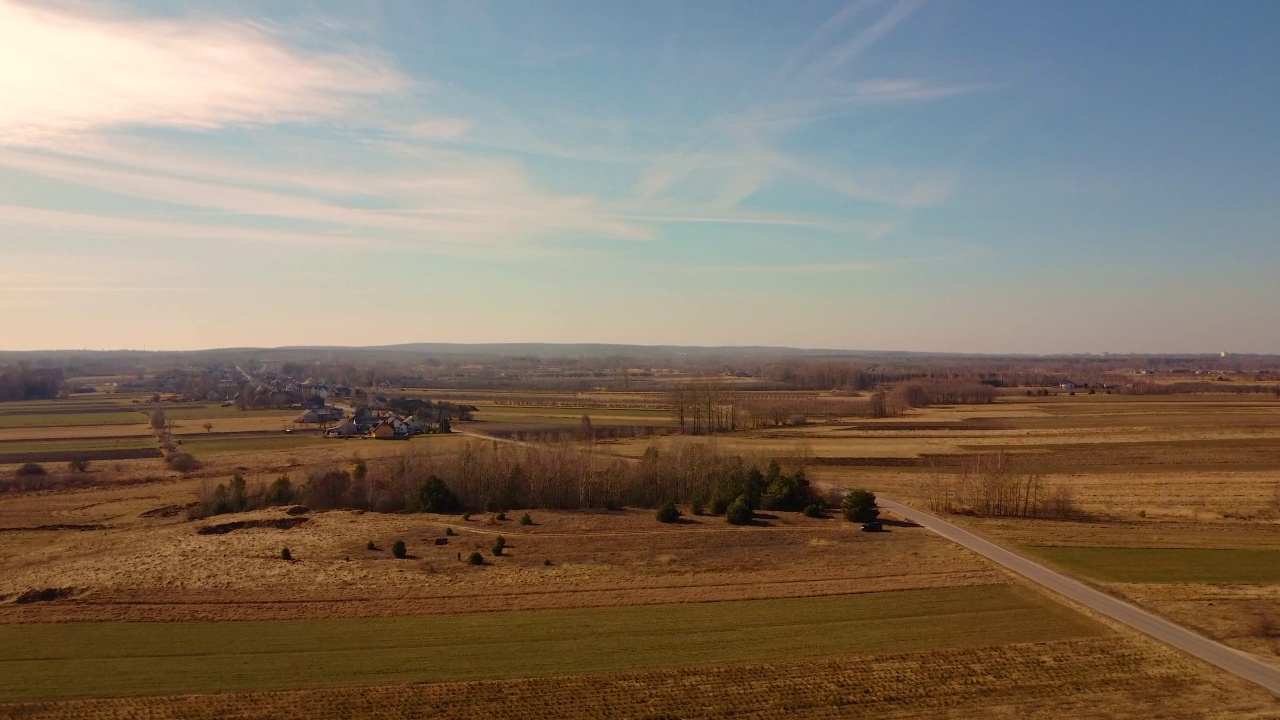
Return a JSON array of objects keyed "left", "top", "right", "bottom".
[
  {"left": 192, "top": 441, "right": 833, "bottom": 518},
  {"left": 0, "top": 366, "right": 64, "bottom": 402},
  {"left": 917, "top": 453, "right": 1076, "bottom": 519}
]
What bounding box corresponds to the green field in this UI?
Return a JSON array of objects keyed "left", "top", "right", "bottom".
[
  {"left": 0, "top": 437, "right": 156, "bottom": 459},
  {"left": 182, "top": 434, "right": 324, "bottom": 454},
  {"left": 164, "top": 406, "right": 296, "bottom": 421},
  {"left": 471, "top": 404, "right": 675, "bottom": 428},
  {"left": 0, "top": 411, "right": 146, "bottom": 429},
  {"left": 1029, "top": 546, "right": 1280, "bottom": 583},
  {"left": 0, "top": 584, "right": 1100, "bottom": 702}
]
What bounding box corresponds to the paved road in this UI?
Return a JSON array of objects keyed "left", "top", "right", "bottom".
[{"left": 878, "top": 498, "right": 1280, "bottom": 695}]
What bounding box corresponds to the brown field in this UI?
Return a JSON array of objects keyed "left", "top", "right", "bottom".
[
  {"left": 0, "top": 480, "right": 999, "bottom": 622},
  {"left": 4, "top": 391, "right": 1280, "bottom": 716}
]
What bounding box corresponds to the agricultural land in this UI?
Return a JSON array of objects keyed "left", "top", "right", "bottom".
[{"left": 2, "top": 349, "right": 1280, "bottom": 718}]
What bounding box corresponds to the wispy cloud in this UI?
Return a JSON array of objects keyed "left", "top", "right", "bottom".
[
  {"left": 0, "top": 138, "right": 655, "bottom": 252},
  {"left": 631, "top": 0, "right": 971, "bottom": 213},
  {"left": 794, "top": 0, "right": 922, "bottom": 86},
  {"left": 689, "top": 255, "right": 942, "bottom": 274},
  {"left": 720, "top": 78, "right": 990, "bottom": 129},
  {"left": 0, "top": 0, "right": 407, "bottom": 145},
  {"left": 406, "top": 117, "right": 474, "bottom": 140}
]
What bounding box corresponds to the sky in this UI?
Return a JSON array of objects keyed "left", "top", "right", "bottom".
[{"left": 1, "top": 0, "right": 1277, "bottom": 353}]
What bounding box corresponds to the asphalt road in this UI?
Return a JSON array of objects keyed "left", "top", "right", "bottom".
[{"left": 878, "top": 498, "right": 1280, "bottom": 695}]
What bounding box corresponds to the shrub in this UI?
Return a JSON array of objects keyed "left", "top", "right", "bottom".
[
  {"left": 803, "top": 504, "right": 825, "bottom": 518},
  {"left": 229, "top": 474, "right": 248, "bottom": 513},
  {"left": 462, "top": 512, "right": 472, "bottom": 521},
  {"left": 417, "top": 475, "right": 461, "bottom": 513},
  {"left": 655, "top": 501, "right": 681, "bottom": 524},
  {"left": 605, "top": 499, "right": 622, "bottom": 511},
  {"left": 544, "top": 559, "right": 552, "bottom": 566},
  {"left": 495, "top": 511, "right": 507, "bottom": 521},
  {"left": 445, "top": 527, "right": 456, "bottom": 536},
  {"left": 14, "top": 463, "right": 46, "bottom": 478},
  {"left": 690, "top": 496, "right": 705, "bottom": 516},
  {"left": 467, "top": 551, "right": 484, "bottom": 566},
  {"left": 264, "top": 475, "right": 293, "bottom": 506},
  {"left": 367, "top": 541, "right": 378, "bottom": 551},
  {"left": 726, "top": 495, "right": 753, "bottom": 525},
  {"left": 841, "top": 489, "right": 880, "bottom": 523},
  {"left": 519, "top": 513, "right": 533, "bottom": 526},
  {"left": 492, "top": 535, "right": 506, "bottom": 556},
  {"left": 281, "top": 547, "right": 292, "bottom": 561},
  {"left": 759, "top": 469, "right": 813, "bottom": 512},
  {"left": 165, "top": 452, "right": 202, "bottom": 473},
  {"left": 392, "top": 540, "right": 407, "bottom": 559},
  {"left": 709, "top": 495, "right": 730, "bottom": 515},
  {"left": 304, "top": 470, "right": 351, "bottom": 510},
  {"left": 67, "top": 459, "right": 90, "bottom": 474}
]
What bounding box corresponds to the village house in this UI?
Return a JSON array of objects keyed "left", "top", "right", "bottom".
[
  {"left": 324, "top": 417, "right": 363, "bottom": 438},
  {"left": 371, "top": 415, "right": 411, "bottom": 440},
  {"left": 296, "top": 406, "right": 345, "bottom": 426}
]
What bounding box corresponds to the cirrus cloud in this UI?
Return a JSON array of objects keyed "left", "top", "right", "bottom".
[{"left": 0, "top": 0, "right": 408, "bottom": 144}]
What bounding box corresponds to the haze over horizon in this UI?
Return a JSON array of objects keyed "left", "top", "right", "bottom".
[{"left": 2, "top": 0, "right": 1277, "bottom": 354}]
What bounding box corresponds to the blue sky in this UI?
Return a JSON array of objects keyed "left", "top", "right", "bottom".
[{"left": 1, "top": 0, "right": 1277, "bottom": 352}]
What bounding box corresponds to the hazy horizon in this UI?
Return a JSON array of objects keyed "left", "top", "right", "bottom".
[
  {"left": 2, "top": 0, "right": 1277, "bottom": 353},
  {"left": 0, "top": 340, "right": 1267, "bottom": 359}
]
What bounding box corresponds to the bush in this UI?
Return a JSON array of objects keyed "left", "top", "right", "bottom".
[
  {"left": 495, "top": 511, "right": 507, "bottom": 521},
  {"left": 303, "top": 470, "right": 351, "bottom": 510},
  {"left": 67, "top": 459, "right": 90, "bottom": 474},
  {"left": 417, "top": 475, "right": 461, "bottom": 513},
  {"left": 709, "top": 495, "right": 730, "bottom": 515},
  {"left": 803, "top": 504, "right": 825, "bottom": 518},
  {"left": 604, "top": 499, "right": 622, "bottom": 511},
  {"left": 264, "top": 475, "right": 293, "bottom": 506},
  {"left": 655, "top": 501, "right": 681, "bottom": 523},
  {"left": 445, "top": 527, "right": 456, "bottom": 536},
  {"left": 841, "top": 489, "right": 880, "bottom": 523},
  {"left": 165, "top": 452, "right": 202, "bottom": 473},
  {"left": 690, "top": 497, "right": 705, "bottom": 516},
  {"left": 392, "top": 540, "right": 407, "bottom": 559},
  {"left": 281, "top": 547, "right": 292, "bottom": 561},
  {"left": 492, "top": 535, "right": 506, "bottom": 556},
  {"left": 14, "top": 463, "right": 46, "bottom": 478},
  {"left": 519, "top": 513, "right": 533, "bottom": 526},
  {"left": 462, "top": 512, "right": 472, "bottom": 521},
  {"left": 726, "top": 495, "right": 753, "bottom": 525},
  {"left": 759, "top": 469, "right": 813, "bottom": 512},
  {"left": 467, "top": 551, "right": 484, "bottom": 566},
  {"left": 229, "top": 474, "right": 248, "bottom": 513},
  {"left": 367, "top": 541, "right": 378, "bottom": 551}
]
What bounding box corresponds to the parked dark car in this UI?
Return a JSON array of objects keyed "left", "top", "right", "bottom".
[{"left": 860, "top": 521, "right": 884, "bottom": 532}]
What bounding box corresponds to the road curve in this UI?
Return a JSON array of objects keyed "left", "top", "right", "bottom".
[{"left": 878, "top": 498, "right": 1280, "bottom": 695}]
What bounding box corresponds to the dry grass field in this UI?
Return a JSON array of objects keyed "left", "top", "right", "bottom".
[
  {"left": 3, "top": 636, "right": 1276, "bottom": 720},
  {"left": 4, "top": 390, "right": 1280, "bottom": 716},
  {"left": 0, "top": 584, "right": 1098, "bottom": 702},
  {"left": 0, "top": 489, "right": 999, "bottom": 623}
]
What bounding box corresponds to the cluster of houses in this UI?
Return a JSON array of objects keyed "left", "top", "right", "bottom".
[{"left": 297, "top": 405, "right": 439, "bottom": 440}]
